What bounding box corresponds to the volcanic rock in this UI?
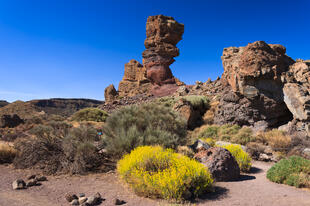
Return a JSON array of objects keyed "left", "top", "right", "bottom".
[
  {"left": 283, "top": 60, "right": 310, "bottom": 121},
  {"left": 104, "top": 84, "right": 118, "bottom": 103},
  {"left": 216, "top": 41, "right": 294, "bottom": 128},
  {"left": 118, "top": 60, "right": 151, "bottom": 97},
  {"left": 194, "top": 147, "right": 240, "bottom": 181},
  {"left": 142, "top": 15, "right": 184, "bottom": 86}
]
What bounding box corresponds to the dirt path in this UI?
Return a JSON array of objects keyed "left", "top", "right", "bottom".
[{"left": 0, "top": 161, "right": 310, "bottom": 206}]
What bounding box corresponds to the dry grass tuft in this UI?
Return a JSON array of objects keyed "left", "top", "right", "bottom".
[{"left": 0, "top": 142, "right": 16, "bottom": 164}]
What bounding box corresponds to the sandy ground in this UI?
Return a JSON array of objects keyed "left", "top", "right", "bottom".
[{"left": 0, "top": 161, "right": 310, "bottom": 206}]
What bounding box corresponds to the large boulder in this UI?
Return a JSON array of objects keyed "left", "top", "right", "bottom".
[
  {"left": 216, "top": 41, "right": 294, "bottom": 128},
  {"left": 194, "top": 147, "right": 240, "bottom": 181},
  {"left": 142, "top": 15, "right": 184, "bottom": 86},
  {"left": 283, "top": 60, "right": 310, "bottom": 121}
]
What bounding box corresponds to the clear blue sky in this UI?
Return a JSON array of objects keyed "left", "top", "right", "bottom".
[{"left": 0, "top": 0, "right": 309, "bottom": 102}]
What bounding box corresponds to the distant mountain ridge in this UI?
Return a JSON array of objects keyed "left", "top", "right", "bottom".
[{"left": 0, "top": 98, "right": 104, "bottom": 119}]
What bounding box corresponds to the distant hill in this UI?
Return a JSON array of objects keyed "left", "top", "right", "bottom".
[
  {"left": 0, "top": 101, "right": 9, "bottom": 108},
  {"left": 0, "top": 98, "right": 104, "bottom": 119}
]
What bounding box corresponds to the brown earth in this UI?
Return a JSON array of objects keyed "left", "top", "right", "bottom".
[{"left": 1, "top": 161, "right": 310, "bottom": 206}]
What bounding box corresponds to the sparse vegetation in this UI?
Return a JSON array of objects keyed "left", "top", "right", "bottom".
[
  {"left": 103, "top": 103, "right": 187, "bottom": 157},
  {"left": 0, "top": 142, "right": 16, "bottom": 164},
  {"left": 155, "top": 95, "right": 209, "bottom": 110},
  {"left": 267, "top": 156, "right": 310, "bottom": 188},
  {"left": 13, "top": 123, "right": 102, "bottom": 174},
  {"left": 71, "top": 108, "right": 108, "bottom": 122},
  {"left": 196, "top": 124, "right": 255, "bottom": 145},
  {"left": 257, "top": 129, "right": 291, "bottom": 152},
  {"left": 219, "top": 144, "right": 252, "bottom": 172},
  {"left": 117, "top": 146, "right": 213, "bottom": 201}
]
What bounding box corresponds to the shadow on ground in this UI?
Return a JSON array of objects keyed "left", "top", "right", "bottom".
[
  {"left": 249, "top": 166, "right": 263, "bottom": 174},
  {"left": 192, "top": 186, "right": 229, "bottom": 203}
]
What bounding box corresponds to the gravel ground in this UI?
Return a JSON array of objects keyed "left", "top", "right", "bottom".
[{"left": 0, "top": 161, "right": 310, "bottom": 206}]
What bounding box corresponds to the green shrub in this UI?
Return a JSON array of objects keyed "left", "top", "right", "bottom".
[
  {"left": 103, "top": 103, "right": 187, "bottom": 157},
  {"left": 71, "top": 108, "right": 108, "bottom": 122},
  {"left": 267, "top": 156, "right": 310, "bottom": 188},
  {"left": 198, "top": 125, "right": 219, "bottom": 139},
  {"left": 219, "top": 144, "right": 252, "bottom": 172},
  {"left": 118, "top": 146, "right": 213, "bottom": 201}
]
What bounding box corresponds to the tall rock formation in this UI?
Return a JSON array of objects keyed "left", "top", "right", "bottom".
[
  {"left": 106, "top": 15, "right": 185, "bottom": 99},
  {"left": 215, "top": 41, "right": 295, "bottom": 129},
  {"left": 142, "top": 15, "right": 184, "bottom": 86}
]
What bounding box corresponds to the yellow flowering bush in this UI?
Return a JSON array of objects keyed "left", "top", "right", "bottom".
[
  {"left": 219, "top": 144, "right": 252, "bottom": 172},
  {"left": 117, "top": 146, "right": 213, "bottom": 201}
]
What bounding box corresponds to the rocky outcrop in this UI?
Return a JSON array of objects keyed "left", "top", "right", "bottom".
[
  {"left": 118, "top": 60, "right": 151, "bottom": 97},
  {"left": 283, "top": 60, "right": 310, "bottom": 121},
  {"left": 216, "top": 41, "right": 295, "bottom": 129},
  {"left": 142, "top": 15, "right": 184, "bottom": 86},
  {"left": 0, "top": 100, "right": 9, "bottom": 108},
  {"left": 104, "top": 84, "right": 118, "bottom": 103},
  {"left": 281, "top": 60, "right": 310, "bottom": 135},
  {"left": 194, "top": 147, "right": 240, "bottom": 181}
]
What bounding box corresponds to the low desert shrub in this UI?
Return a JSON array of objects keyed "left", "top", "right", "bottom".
[
  {"left": 231, "top": 127, "right": 255, "bottom": 145},
  {"left": 257, "top": 129, "right": 291, "bottom": 152},
  {"left": 267, "top": 156, "right": 310, "bottom": 188},
  {"left": 117, "top": 146, "right": 213, "bottom": 201},
  {"left": 182, "top": 95, "right": 210, "bottom": 111},
  {"left": 71, "top": 108, "right": 108, "bottom": 122},
  {"left": 103, "top": 103, "right": 187, "bottom": 157},
  {"left": 0, "top": 143, "right": 16, "bottom": 164},
  {"left": 14, "top": 124, "right": 101, "bottom": 174},
  {"left": 197, "top": 124, "right": 255, "bottom": 145},
  {"left": 219, "top": 144, "right": 252, "bottom": 172}
]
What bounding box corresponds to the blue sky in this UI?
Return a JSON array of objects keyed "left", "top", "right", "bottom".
[{"left": 0, "top": 0, "right": 309, "bottom": 102}]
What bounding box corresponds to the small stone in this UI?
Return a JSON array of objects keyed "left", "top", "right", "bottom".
[
  {"left": 79, "top": 196, "right": 88, "bottom": 204},
  {"left": 114, "top": 198, "right": 126, "bottom": 205},
  {"left": 70, "top": 199, "right": 79, "bottom": 205},
  {"left": 94, "top": 192, "right": 101, "bottom": 200},
  {"left": 35, "top": 176, "right": 47, "bottom": 182},
  {"left": 26, "top": 179, "right": 38, "bottom": 187},
  {"left": 12, "top": 179, "right": 26, "bottom": 190},
  {"left": 79, "top": 193, "right": 86, "bottom": 197},
  {"left": 65, "top": 193, "right": 78, "bottom": 202},
  {"left": 27, "top": 174, "right": 36, "bottom": 180},
  {"left": 86, "top": 195, "right": 98, "bottom": 205},
  {"left": 259, "top": 153, "right": 271, "bottom": 162}
]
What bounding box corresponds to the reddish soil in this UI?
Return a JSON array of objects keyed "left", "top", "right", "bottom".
[{"left": 0, "top": 161, "right": 310, "bottom": 206}]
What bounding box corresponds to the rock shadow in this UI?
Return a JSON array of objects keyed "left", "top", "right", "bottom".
[
  {"left": 226, "top": 174, "right": 256, "bottom": 182},
  {"left": 249, "top": 166, "right": 263, "bottom": 174},
  {"left": 192, "top": 186, "right": 229, "bottom": 203}
]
